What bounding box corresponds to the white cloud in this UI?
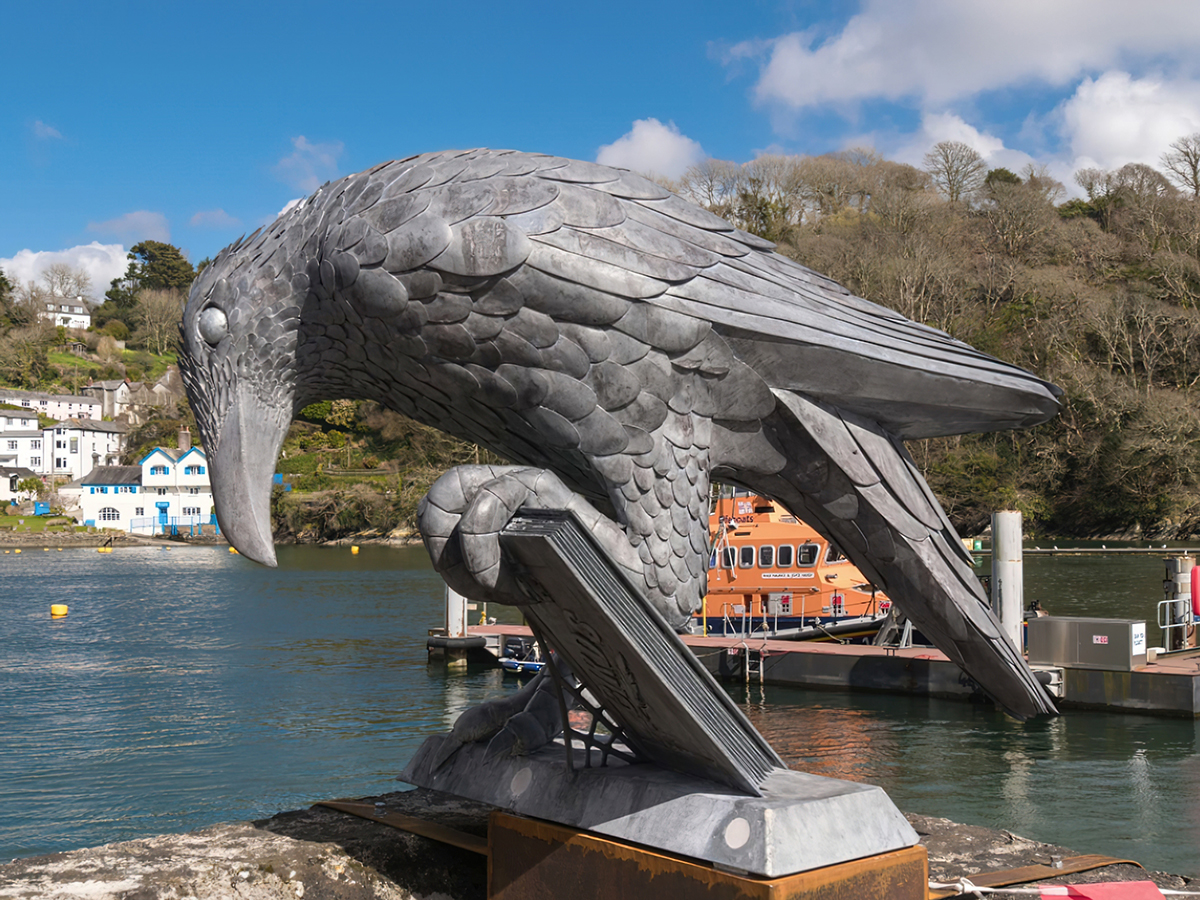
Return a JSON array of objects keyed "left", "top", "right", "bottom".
[
  {"left": 31, "top": 120, "right": 62, "bottom": 140},
  {"left": 596, "top": 119, "right": 706, "bottom": 179},
  {"left": 0, "top": 243, "right": 129, "bottom": 301},
  {"left": 1056, "top": 71, "right": 1200, "bottom": 173},
  {"left": 87, "top": 210, "right": 170, "bottom": 244},
  {"left": 277, "top": 198, "right": 304, "bottom": 218},
  {"left": 189, "top": 208, "right": 242, "bottom": 229},
  {"left": 273, "top": 136, "right": 344, "bottom": 193},
  {"left": 739, "top": 0, "right": 1200, "bottom": 112},
  {"left": 890, "top": 112, "right": 1035, "bottom": 172}
]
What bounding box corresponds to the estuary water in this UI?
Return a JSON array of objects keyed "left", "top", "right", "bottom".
[{"left": 2, "top": 542, "right": 1199, "bottom": 877}]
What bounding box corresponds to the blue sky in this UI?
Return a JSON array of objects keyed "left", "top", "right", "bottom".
[{"left": 6, "top": 0, "right": 1200, "bottom": 298}]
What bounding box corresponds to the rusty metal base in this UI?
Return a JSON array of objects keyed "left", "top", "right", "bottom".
[{"left": 488, "top": 811, "right": 928, "bottom": 900}]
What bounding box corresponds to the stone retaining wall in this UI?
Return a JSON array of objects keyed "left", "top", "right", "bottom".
[{"left": 0, "top": 789, "right": 1192, "bottom": 899}]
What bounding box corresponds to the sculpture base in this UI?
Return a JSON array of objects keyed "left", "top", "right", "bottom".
[
  {"left": 488, "top": 810, "right": 928, "bottom": 900},
  {"left": 401, "top": 737, "right": 918, "bottom": 878}
]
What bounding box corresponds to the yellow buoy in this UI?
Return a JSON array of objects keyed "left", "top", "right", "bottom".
[
  {"left": 229, "top": 546, "right": 238, "bottom": 554},
  {"left": 50, "top": 604, "right": 68, "bottom": 617},
  {"left": 351, "top": 545, "right": 359, "bottom": 554},
  {"left": 43, "top": 548, "right": 48, "bottom": 552},
  {"left": 14, "top": 549, "right": 21, "bottom": 554}
]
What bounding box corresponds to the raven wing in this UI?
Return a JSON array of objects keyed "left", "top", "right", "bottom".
[{"left": 336, "top": 149, "right": 1061, "bottom": 440}]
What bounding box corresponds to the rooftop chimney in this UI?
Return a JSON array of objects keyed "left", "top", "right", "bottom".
[{"left": 178, "top": 426, "right": 191, "bottom": 452}]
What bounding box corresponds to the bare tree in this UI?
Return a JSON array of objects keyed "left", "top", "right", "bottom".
[
  {"left": 0, "top": 324, "right": 54, "bottom": 387},
  {"left": 676, "top": 158, "right": 742, "bottom": 216},
  {"left": 41, "top": 263, "right": 91, "bottom": 301},
  {"left": 1162, "top": 133, "right": 1200, "bottom": 198},
  {"left": 1019, "top": 164, "right": 1066, "bottom": 203},
  {"left": 923, "top": 140, "right": 986, "bottom": 203},
  {"left": 133, "top": 288, "right": 184, "bottom": 355},
  {"left": 97, "top": 335, "right": 121, "bottom": 363},
  {"left": 981, "top": 181, "right": 1058, "bottom": 259},
  {"left": 1110, "top": 163, "right": 1178, "bottom": 255},
  {"left": 14, "top": 264, "right": 93, "bottom": 324},
  {"left": 1074, "top": 167, "right": 1109, "bottom": 201}
]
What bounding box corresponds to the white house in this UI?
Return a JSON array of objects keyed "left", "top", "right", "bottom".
[
  {"left": 43, "top": 297, "right": 91, "bottom": 330},
  {"left": 44, "top": 419, "right": 127, "bottom": 482},
  {"left": 0, "top": 389, "right": 101, "bottom": 421},
  {"left": 0, "top": 407, "right": 46, "bottom": 472},
  {"left": 77, "top": 466, "right": 142, "bottom": 529},
  {"left": 78, "top": 445, "right": 214, "bottom": 534},
  {"left": 0, "top": 466, "right": 39, "bottom": 505}
]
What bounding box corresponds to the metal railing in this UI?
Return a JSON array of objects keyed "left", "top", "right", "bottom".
[
  {"left": 129, "top": 514, "right": 216, "bottom": 536},
  {"left": 1158, "top": 598, "right": 1192, "bottom": 642}
]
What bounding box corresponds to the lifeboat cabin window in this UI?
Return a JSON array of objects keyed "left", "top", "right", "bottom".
[
  {"left": 758, "top": 545, "right": 774, "bottom": 568},
  {"left": 710, "top": 547, "right": 738, "bottom": 570},
  {"left": 777, "top": 544, "right": 793, "bottom": 568},
  {"left": 826, "top": 544, "right": 848, "bottom": 564},
  {"left": 739, "top": 545, "right": 755, "bottom": 568},
  {"left": 797, "top": 543, "right": 820, "bottom": 566}
]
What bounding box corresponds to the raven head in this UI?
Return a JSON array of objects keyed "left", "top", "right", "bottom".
[{"left": 180, "top": 245, "right": 303, "bottom": 567}]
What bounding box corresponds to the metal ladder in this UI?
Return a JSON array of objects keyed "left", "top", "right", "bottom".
[{"left": 744, "top": 646, "right": 765, "bottom": 684}]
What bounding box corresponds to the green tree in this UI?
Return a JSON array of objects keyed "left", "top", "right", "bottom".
[
  {"left": 0, "top": 267, "right": 26, "bottom": 328},
  {"left": 16, "top": 477, "right": 44, "bottom": 499},
  {"left": 984, "top": 167, "right": 1021, "bottom": 192},
  {"left": 103, "top": 241, "right": 196, "bottom": 310}
]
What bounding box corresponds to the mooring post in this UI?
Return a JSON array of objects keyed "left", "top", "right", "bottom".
[
  {"left": 446, "top": 586, "right": 468, "bottom": 638},
  {"left": 1164, "top": 557, "right": 1194, "bottom": 652},
  {"left": 444, "top": 586, "right": 470, "bottom": 667},
  {"left": 991, "top": 511, "right": 1024, "bottom": 652}
]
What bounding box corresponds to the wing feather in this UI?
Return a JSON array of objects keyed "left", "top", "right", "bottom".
[{"left": 395, "top": 151, "right": 1060, "bottom": 436}]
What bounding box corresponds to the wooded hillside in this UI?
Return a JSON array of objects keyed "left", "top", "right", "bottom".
[
  {"left": 667, "top": 141, "right": 1200, "bottom": 537},
  {"left": 8, "top": 140, "right": 1200, "bottom": 540}
]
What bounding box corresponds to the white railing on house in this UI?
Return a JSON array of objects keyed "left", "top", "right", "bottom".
[{"left": 129, "top": 515, "right": 209, "bottom": 535}]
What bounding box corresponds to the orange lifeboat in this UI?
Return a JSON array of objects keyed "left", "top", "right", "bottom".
[{"left": 695, "top": 491, "right": 891, "bottom": 640}]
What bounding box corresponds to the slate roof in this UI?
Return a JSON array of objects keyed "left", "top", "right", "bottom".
[
  {"left": 0, "top": 389, "right": 97, "bottom": 404},
  {"left": 50, "top": 418, "right": 127, "bottom": 434},
  {"left": 79, "top": 466, "right": 142, "bottom": 486}
]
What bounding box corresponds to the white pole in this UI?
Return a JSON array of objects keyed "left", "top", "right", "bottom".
[
  {"left": 1164, "top": 557, "right": 1194, "bottom": 651},
  {"left": 446, "top": 586, "right": 468, "bottom": 638},
  {"left": 991, "top": 510, "right": 1024, "bottom": 653}
]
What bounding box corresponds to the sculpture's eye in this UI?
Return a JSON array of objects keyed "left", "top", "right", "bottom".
[{"left": 198, "top": 306, "right": 228, "bottom": 347}]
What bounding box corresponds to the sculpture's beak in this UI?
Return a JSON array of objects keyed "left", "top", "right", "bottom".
[{"left": 208, "top": 386, "right": 288, "bottom": 567}]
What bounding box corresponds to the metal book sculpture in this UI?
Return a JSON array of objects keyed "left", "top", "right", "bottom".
[{"left": 180, "top": 148, "right": 1060, "bottom": 876}]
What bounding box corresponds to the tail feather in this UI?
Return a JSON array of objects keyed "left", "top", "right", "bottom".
[{"left": 751, "top": 390, "right": 1055, "bottom": 719}]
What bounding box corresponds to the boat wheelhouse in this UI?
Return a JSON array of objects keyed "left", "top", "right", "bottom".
[{"left": 696, "top": 490, "right": 891, "bottom": 640}]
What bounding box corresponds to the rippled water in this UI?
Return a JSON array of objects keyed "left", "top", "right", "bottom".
[
  {"left": 2, "top": 542, "right": 1198, "bottom": 878},
  {"left": 0, "top": 544, "right": 502, "bottom": 860}
]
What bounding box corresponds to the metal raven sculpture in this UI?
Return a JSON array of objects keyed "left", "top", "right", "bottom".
[{"left": 180, "top": 148, "right": 1060, "bottom": 719}]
